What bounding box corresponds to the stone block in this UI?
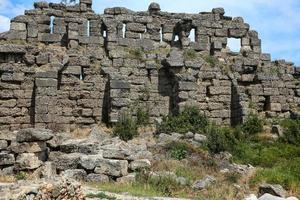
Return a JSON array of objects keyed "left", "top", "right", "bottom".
[
  {"left": 229, "top": 29, "right": 247, "bottom": 38},
  {"left": 178, "top": 81, "right": 198, "bottom": 91},
  {"left": 110, "top": 80, "right": 130, "bottom": 89},
  {"left": 126, "top": 23, "right": 146, "bottom": 33},
  {"left": 0, "top": 153, "right": 15, "bottom": 166},
  {"left": 16, "top": 128, "right": 54, "bottom": 142},
  {"left": 38, "top": 33, "right": 62, "bottom": 43},
  {"left": 269, "top": 103, "right": 282, "bottom": 112},
  {"left": 36, "top": 54, "right": 49, "bottom": 65},
  {"left": 15, "top": 153, "right": 43, "bottom": 170},
  {"left": 86, "top": 173, "right": 109, "bottom": 183},
  {"left": 10, "top": 22, "right": 26, "bottom": 31},
  {"left": 0, "top": 99, "right": 17, "bottom": 108},
  {"left": 9, "top": 142, "right": 47, "bottom": 153},
  {"left": 129, "top": 159, "right": 151, "bottom": 171},
  {"left": 94, "top": 159, "right": 128, "bottom": 177},
  {"left": 209, "top": 86, "right": 231, "bottom": 95},
  {"left": 63, "top": 66, "right": 82, "bottom": 75},
  {"left": 35, "top": 78, "right": 57, "bottom": 87}
]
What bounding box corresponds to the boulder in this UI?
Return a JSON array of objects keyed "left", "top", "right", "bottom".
[
  {"left": 16, "top": 129, "right": 53, "bottom": 142},
  {"left": 40, "top": 162, "right": 57, "bottom": 179},
  {"left": 59, "top": 139, "right": 99, "bottom": 154},
  {"left": 259, "top": 184, "right": 286, "bottom": 198},
  {"left": 2, "top": 167, "right": 14, "bottom": 176},
  {"left": 194, "top": 134, "right": 207, "bottom": 143},
  {"left": 0, "top": 140, "right": 8, "bottom": 150},
  {"left": 286, "top": 197, "right": 299, "bottom": 200},
  {"left": 15, "top": 153, "right": 43, "bottom": 170},
  {"left": 94, "top": 159, "right": 128, "bottom": 177},
  {"left": 244, "top": 194, "right": 258, "bottom": 200},
  {"left": 88, "top": 126, "right": 110, "bottom": 141},
  {"left": 271, "top": 125, "right": 284, "bottom": 137},
  {"left": 79, "top": 155, "right": 103, "bottom": 170},
  {"left": 185, "top": 132, "right": 194, "bottom": 139},
  {"left": 0, "top": 153, "right": 15, "bottom": 166},
  {"left": 61, "top": 169, "right": 87, "bottom": 181},
  {"left": 258, "top": 194, "right": 285, "bottom": 200},
  {"left": 8, "top": 142, "right": 47, "bottom": 153},
  {"left": 48, "top": 152, "right": 81, "bottom": 171},
  {"left": 117, "top": 173, "right": 136, "bottom": 183},
  {"left": 192, "top": 175, "right": 216, "bottom": 190},
  {"left": 129, "top": 159, "right": 151, "bottom": 171},
  {"left": 86, "top": 173, "right": 109, "bottom": 183}
]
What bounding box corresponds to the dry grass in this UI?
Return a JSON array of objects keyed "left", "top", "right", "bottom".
[
  {"left": 70, "top": 128, "right": 91, "bottom": 139},
  {"left": 0, "top": 175, "right": 16, "bottom": 183}
]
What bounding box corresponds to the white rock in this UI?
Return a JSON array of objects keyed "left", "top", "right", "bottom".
[{"left": 244, "top": 194, "right": 258, "bottom": 200}]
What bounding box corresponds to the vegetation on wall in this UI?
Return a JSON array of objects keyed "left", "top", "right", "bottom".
[{"left": 158, "top": 106, "right": 209, "bottom": 134}]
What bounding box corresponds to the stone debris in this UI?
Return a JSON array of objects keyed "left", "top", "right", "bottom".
[
  {"left": 0, "top": 178, "right": 85, "bottom": 200},
  {"left": 192, "top": 175, "right": 216, "bottom": 190},
  {"left": 259, "top": 184, "right": 287, "bottom": 198}
]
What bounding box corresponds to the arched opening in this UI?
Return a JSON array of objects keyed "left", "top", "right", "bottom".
[
  {"left": 189, "top": 28, "right": 196, "bottom": 42},
  {"left": 159, "top": 26, "right": 163, "bottom": 42},
  {"left": 87, "top": 20, "right": 90, "bottom": 37},
  {"left": 101, "top": 24, "right": 107, "bottom": 38},
  {"left": 122, "top": 23, "right": 126, "bottom": 38},
  {"left": 50, "top": 16, "right": 55, "bottom": 34},
  {"left": 80, "top": 67, "right": 84, "bottom": 80},
  {"left": 174, "top": 35, "right": 179, "bottom": 42},
  {"left": 227, "top": 38, "right": 241, "bottom": 52}
]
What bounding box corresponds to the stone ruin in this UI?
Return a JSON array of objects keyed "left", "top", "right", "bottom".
[{"left": 0, "top": 0, "right": 300, "bottom": 131}]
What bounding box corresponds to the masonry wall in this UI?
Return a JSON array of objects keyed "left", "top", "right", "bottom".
[{"left": 0, "top": 0, "right": 299, "bottom": 131}]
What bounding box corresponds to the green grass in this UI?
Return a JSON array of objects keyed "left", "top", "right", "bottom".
[
  {"left": 230, "top": 140, "right": 300, "bottom": 194},
  {"left": 95, "top": 183, "right": 166, "bottom": 197},
  {"left": 86, "top": 192, "right": 116, "bottom": 200}
]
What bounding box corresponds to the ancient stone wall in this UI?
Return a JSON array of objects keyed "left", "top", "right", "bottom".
[{"left": 0, "top": 0, "right": 299, "bottom": 131}]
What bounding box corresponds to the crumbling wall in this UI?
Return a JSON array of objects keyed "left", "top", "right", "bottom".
[{"left": 0, "top": 0, "right": 299, "bottom": 131}]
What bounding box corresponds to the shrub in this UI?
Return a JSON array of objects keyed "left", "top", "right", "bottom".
[
  {"left": 113, "top": 113, "right": 138, "bottom": 141},
  {"left": 281, "top": 119, "right": 300, "bottom": 145},
  {"left": 184, "top": 49, "right": 197, "bottom": 60},
  {"left": 168, "top": 142, "right": 188, "bottom": 160},
  {"left": 241, "top": 114, "right": 263, "bottom": 136},
  {"left": 158, "top": 106, "right": 209, "bottom": 134},
  {"left": 136, "top": 107, "right": 150, "bottom": 126},
  {"left": 15, "top": 171, "right": 27, "bottom": 180},
  {"left": 135, "top": 168, "right": 181, "bottom": 197},
  {"left": 203, "top": 55, "right": 218, "bottom": 67},
  {"left": 206, "top": 124, "right": 237, "bottom": 154}
]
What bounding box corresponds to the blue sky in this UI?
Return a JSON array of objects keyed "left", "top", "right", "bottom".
[{"left": 1, "top": 0, "right": 300, "bottom": 66}]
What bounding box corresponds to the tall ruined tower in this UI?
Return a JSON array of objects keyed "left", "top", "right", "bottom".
[{"left": 0, "top": 0, "right": 299, "bottom": 131}]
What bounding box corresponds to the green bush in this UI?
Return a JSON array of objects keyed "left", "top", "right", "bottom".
[
  {"left": 206, "top": 124, "right": 237, "bottom": 154},
  {"left": 135, "top": 168, "right": 181, "bottom": 197},
  {"left": 15, "top": 171, "right": 27, "bottom": 180},
  {"left": 113, "top": 113, "right": 138, "bottom": 141},
  {"left": 168, "top": 142, "right": 188, "bottom": 160},
  {"left": 136, "top": 107, "right": 150, "bottom": 126},
  {"left": 158, "top": 106, "right": 209, "bottom": 134},
  {"left": 281, "top": 119, "right": 300, "bottom": 145},
  {"left": 241, "top": 114, "right": 263, "bottom": 136}
]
